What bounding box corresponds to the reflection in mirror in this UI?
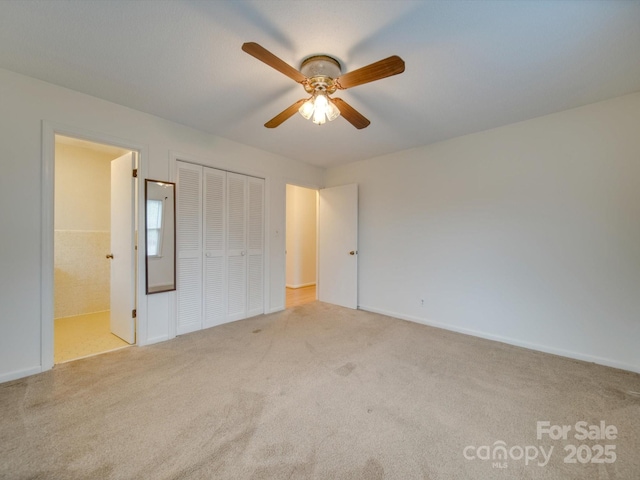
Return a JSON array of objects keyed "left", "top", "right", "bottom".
[{"left": 145, "top": 179, "right": 176, "bottom": 294}]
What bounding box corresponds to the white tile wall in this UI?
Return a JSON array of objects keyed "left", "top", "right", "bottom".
[{"left": 55, "top": 230, "right": 110, "bottom": 318}]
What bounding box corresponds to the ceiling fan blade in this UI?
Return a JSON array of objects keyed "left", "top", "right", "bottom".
[
  {"left": 335, "top": 55, "right": 405, "bottom": 89},
  {"left": 331, "top": 98, "right": 370, "bottom": 129},
  {"left": 242, "top": 42, "right": 307, "bottom": 84},
  {"left": 264, "top": 99, "right": 307, "bottom": 128}
]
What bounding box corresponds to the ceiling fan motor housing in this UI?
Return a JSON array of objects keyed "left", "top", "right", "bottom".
[{"left": 301, "top": 55, "right": 341, "bottom": 94}]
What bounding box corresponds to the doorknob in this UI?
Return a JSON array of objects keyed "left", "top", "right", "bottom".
[
  {"left": 106, "top": 254, "right": 114, "bottom": 259},
  {"left": 349, "top": 250, "right": 357, "bottom": 256}
]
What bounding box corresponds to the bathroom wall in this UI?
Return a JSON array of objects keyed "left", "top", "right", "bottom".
[{"left": 54, "top": 141, "right": 115, "bottom": 318}]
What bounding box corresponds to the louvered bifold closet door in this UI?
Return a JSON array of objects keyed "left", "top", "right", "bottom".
[
  {"left": 176, "top": 162, "right": 203, "bottom": 334},
  {"left": 247, "top": 177, "right": 265, "bottom": 317},
  {"left": 226, "top": 173, "right": 247, "bottom": 322},
  {"left": 203, "top": 167, "right": 226, "bottom": 328}
]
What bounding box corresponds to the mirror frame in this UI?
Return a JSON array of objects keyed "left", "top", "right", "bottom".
[{"left": 144, "top": 179, "right": 177, "bottom": 294}]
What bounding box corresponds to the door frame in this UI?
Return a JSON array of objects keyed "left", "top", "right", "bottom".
[
  {"left": 41, "top": 121, "right": 147, "bottom": 371},
  {"left": 284, "top": 181, "right": 321, "bottom": 309}
]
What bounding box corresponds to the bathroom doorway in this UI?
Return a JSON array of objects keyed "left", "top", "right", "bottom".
[
  {"left": 285, "top": 184, "right": 318, "bottom": 308},
  {"left": 54, "top": 135, "right": 136, "bottom": 363}
]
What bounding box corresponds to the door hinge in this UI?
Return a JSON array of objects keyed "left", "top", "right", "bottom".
[
  {"left": 132, "top": 309, "right": 137, "bottom": 318},
  {"left": 132, "top": 169, "right": 138, "bottom": 178}
]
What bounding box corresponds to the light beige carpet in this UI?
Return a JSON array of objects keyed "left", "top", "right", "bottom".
[{"left": 1, "top": 302, "right": 639, "bottom": 479}]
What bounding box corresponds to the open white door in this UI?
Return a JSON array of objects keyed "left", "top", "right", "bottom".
[
  {"left": 110, "top": 152, "right": 136, "bottom": 344},
  {"left": 318, "top": 184, "right": 358, "bottom": 309}
]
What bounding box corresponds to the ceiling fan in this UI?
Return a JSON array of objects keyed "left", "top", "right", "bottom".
[{"left": 241, "top": 42, "right": 405, "bottom": 129}]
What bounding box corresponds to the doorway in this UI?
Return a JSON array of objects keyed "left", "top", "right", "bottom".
[
  {"left": 53, "top": 135, "right": 135, "bottom": 363},
  {"left": 285, "top": 184, "right": 318, "bottom": 308}
]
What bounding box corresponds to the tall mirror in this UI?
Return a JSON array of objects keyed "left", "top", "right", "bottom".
[{"left": 145, "top": 179, "right": 176, "bottom": 294}]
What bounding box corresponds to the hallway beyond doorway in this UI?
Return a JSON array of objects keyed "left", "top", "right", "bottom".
[{"left": 286, "top": 285, "right": 316, "bottom": 309}]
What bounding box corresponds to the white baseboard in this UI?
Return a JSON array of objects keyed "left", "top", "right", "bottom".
[
  {"left": 145, "top": 335, "right": 169, "bottom": 345},
  {"left": 0, "top": 366, "right": 43, "bottom": 384},
  {"left": 286, "top": 282, "right": 316, "bottom": 289},
  {"left": 358, "top": 305, "right": 640, "bottom": 374}
]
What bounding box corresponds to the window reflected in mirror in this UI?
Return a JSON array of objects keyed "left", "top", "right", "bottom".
[
  {"left": 145, "top": 179, "right": 176, "bottom": 294},
  {"left": 146, "top": 199, "right": 164, "bottom": 257}
]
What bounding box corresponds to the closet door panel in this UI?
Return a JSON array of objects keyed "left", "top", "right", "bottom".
[
  {"left": 248, "top": 255, "right": 263, "bottom": 314},
  {"left": 227, "top": 256, "right": 246, "bottom": 318},
  {"left": 247, "top": 177, "right": 264, "bottom": 317},
  {"left": 226, "top": 173, "right": 247, "bottom": 321},
  {"left": 203, "top": 167, "right": 226, "bottom": 328},
  {"left": 204, "top": 256, "right": 225, "bottom": 326},
  {"left": 176, "top": 162, "right": 203, "bottom": 334},
  {"left": 177, "top": 257, "right": 202, "bottom": 333},
  {"left": 176, "top": 164, "right": 265, "bottom": 332}
]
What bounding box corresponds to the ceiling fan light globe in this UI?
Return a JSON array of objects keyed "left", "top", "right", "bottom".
[
  {"left": 311, "top": 94, "right": 329, "bottom": 124},
  {"left": 312, "top": 106, "right": 326, "bottom": 125},
  {"left": 314, "top": 93, "right": 329, "bottom": 111},
  {"left": 299, "top": 99, "right": 315, "bottom": 120},
  {"left": 326, "top": 99, "right": 340, "bottom": 121}
]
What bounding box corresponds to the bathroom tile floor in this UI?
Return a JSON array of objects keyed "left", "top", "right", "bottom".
[{"left": 54, "top": 311, "right": 130, "bottom": 364}]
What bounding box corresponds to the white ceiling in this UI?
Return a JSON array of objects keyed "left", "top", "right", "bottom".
[{"left": 1, "top": 0, "right": 640, "bottom": 168}]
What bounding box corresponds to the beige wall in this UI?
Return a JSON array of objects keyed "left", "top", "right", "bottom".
[
  {"left": 326, "top": 91, "right": 640, "bottom": 373},
  {"left": 286, "top": 185, "right": 317, "bottom": 288},
  {"left": 0, "top": 67, "right": 324, "bottom": 382},
  {"left": 54, "top": 142, "right": 116, "bottom": 318},
  {"left": 54, "top": 142, "right": 113, "bottom": 231}
]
